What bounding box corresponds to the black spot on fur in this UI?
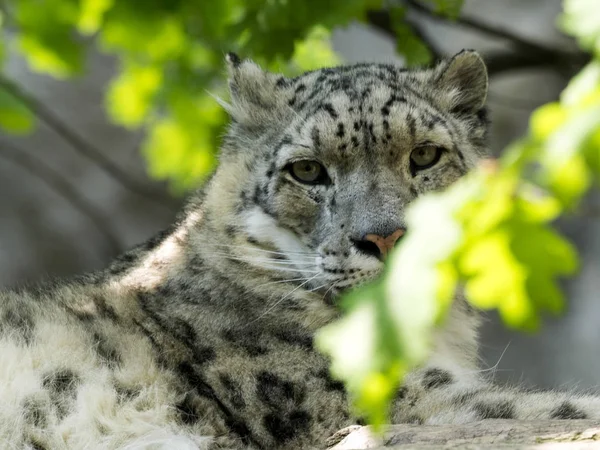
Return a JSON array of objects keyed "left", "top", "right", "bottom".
[
  {"left": 194, "top": 346, "right": 217, "bottom": 364},
  {"left": 23, "top": 397, "right": 48, "bottom": 428},
  {"left": 43, "top": 369, "right": 80, "bottom": 419},
  {"left": 336, "top": 123, "right": 345, "bottom": 138},
  {"left": 28, "top": 440, "right": 49, "bottom": 450},
  {"left": 316, "top": 369, "right": 346, "bottom": 393},
  {"left": 92, "top": 295, "right": 119, "bottom": 322},
  {"left": 263, "top": 410, "right": 312, "bottom": 444},
  {"left": 321, "top": 103, "right": 338, "bottom": 118},
  {"left": 452, "top": 390, "right": 482, "bottom": 405},
  {"left": 474, "top": 400, "right": 515, "bottom": 419},
  {"left": 169, "top": 318, "right": 216, "bottom": 364},
  {"left": 257, "top": 371, "right": 304, "bottom": 407},
  {"left": 226, "top": 52, "right": 241, "bottom": 67},
  {"left": 396, "top": 386, "right": 408, "bottom": 400},
  {"left": 177, "top": 362, "right": 217, "bottom": 401},
  {"left": 275, "top": 76, "right": 288, "bottom": 88},
  {"left": 223, "top": 328, "right": 269, "bottom": 356},
  {"left": 92, "top": 332, "right": 121, "bottom": 366},
  {"left": 422, "top": 368, "right": 453, "bottom": 389},
  {"left": 407, "top": 114, "right": 416, "bottom": 140},
  {"left": 311, "top": 126, "right": 322, "bottom": 151},
  {"left": 2, "top": 307, "right": 34, "bottom": 343},
  {"left": 43, "top": 369, "right": 79, "bottom": 396},
  {"left": 271, "top": 328, "right": 312, "bottom": 350},
  {"left": 108, "top": 252, "right": 137, "bottom": 275},
  {"left": 550, "top": 401, "right": 588, "bottom": 419},
  {"left": 220, "top": 374, "right": 246, "bottom": 409},
  {"left": 225, "top": 417, "right": 253, "bottom": 445},
  {"left": 114, "top": 384, "right": 140, "bottom": 402},
  {"left": 176, "top": 393, "right": 200, "bottom": 425},
  {"left": 177, "top": 362, "right": 261, "bottom": 447},
  {"left": 477, "top": 107, "right": 489, "bottom": 125}
]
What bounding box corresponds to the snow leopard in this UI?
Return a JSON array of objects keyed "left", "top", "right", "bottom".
[{"left": 1, "top": 50, "right": 598, "bottom": 450}]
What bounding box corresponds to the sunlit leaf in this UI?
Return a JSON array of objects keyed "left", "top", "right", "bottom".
[
  {"left": 316, "top": 282, "right": 406, "bottom": 429},
  {"left": 78, "top": 0, "right": 114, "bottom": 34},
  {"left": 560, "top": 0, "right": 600, "bottom": 55},
  {"left": 390, "top": 8, "right": 432, "bottom": 67},
  {"left": 17, "top": 32, "right": 83, "bottom": 77},
  {"left": 292, "top": 26, "right": 341, "bottom": 71},
  {"left": 106, "top": 62, "right": 163, "bottom": 127}
]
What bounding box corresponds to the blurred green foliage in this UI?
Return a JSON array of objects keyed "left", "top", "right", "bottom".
[
  {"left": 1, "top": 0, "right": 384, "bottom": 192},
  {"left": 318, "top": 1, "right": 600, "bottom": 427},
  {"left": 1, "top": 0, "right": 599, "bottom": 431}
]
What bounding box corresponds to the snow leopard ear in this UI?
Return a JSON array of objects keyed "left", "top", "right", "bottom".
[
  {"left": 435, "top": 50, "right": 488, "bottom": 114},
  {"left": 224, "top": 53, "right": 290, "bottom": 128}
]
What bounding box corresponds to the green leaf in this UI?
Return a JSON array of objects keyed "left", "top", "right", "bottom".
[
  {"left": 106, "top": 62, "right": 163, "bottom": 127},
  {"left": 316, "top": 282, "right": 406, "bottom": 429},
  {"left": 560, "top": 0, "right": 600, "bottom": 56},
  {"left": 426, "top": 0, "right": 465, "bottom": 19},
  {"left": 561, "top": 61, "right": 600, "bottom": 106},
  {"left": 77, "top": 0, "right": 114, "bottom": 34},
  {"left": 17, "top": 31, "right": 84, "bottom": 77},
  {"left": 0, "top": 86, "right": 35, "bottom": 134},
  {"left": 292, "top": 26, "right": 341, "bottom": 71},
  {"left": 394, "top": 23, "right": 432, "bottom": 67},
  {"left": 458, "top": 173, "right": 578, "bottom": 330},
  {"left": 143, "top": 93, "right": 225, "bottom": 193},
  {"left": 14, "top": 0, "right": 83, "bottom": 77}
]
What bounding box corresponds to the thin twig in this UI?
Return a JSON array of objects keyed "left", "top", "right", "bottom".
[
  {"left": 0, "top": 139, "right": 123, "bottom": 255},
  {"left": 404, "top": 0, "right": 590, "bottom": 73},
  {"left": 365, "top": 3, "right": 590, "bottom": 76},
  {"left": 0, "top": 74, "right": 176, "bottom": 211}
]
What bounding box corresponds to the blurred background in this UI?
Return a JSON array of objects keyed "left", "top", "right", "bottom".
[{"left": 0, "top": 0, "right": 598, "bottom": 390}]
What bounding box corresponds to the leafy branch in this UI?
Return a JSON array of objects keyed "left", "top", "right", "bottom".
[
  {"left": 318, "top": 0, "right": 600, "bottom": 427},
  {"left": 366, "top": 0, "right": 590, "bottom": 75}
]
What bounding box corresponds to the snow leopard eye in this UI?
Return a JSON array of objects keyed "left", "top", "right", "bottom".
[
  {"left": 410, "top": 145, "right": 444, "bottom": 173},
  {"left": 288, "top": 160, "right": 330, "bottom": 185}
]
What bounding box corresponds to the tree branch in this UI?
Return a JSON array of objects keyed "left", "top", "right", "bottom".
[
  {"left": 0, "top": 74, "right": 176, "bottom": 211},
  {"left": 365, "top": 3, "right": 590, "bottom": 76},
  {"left": 0, "top": 140, "right": 123, "bottom": 256},
  {"left": 405, "top": 0, "right": 571, "bottom": 54}
]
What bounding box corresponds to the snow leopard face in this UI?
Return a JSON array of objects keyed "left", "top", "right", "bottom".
[{"left": 204, "top": 51, "right": 489, "bottom": 301}]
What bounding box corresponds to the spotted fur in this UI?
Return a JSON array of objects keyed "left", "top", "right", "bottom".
[{"left": 0, "top": 51, "right": 598, "bottom": 450}]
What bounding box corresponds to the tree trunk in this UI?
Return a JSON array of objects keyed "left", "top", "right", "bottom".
[{"left": 327, "top": 420, "right": 600, "bottom": 449}]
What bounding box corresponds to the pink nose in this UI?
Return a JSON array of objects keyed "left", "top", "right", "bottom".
[{"left": 363, "top": 229, "right": 406, "bottom": 260}]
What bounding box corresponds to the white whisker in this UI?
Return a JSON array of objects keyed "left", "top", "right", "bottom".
[
  {"left": 205, "top": 243, "right": 317, "bottom": 257},
  {"left": 321, "top": 284, "right": 337, "bottom": 302},
  {"left": 253, "top": 277, "right": 315, "bottom": 290},
  {"left": 205, "top": 254, "right": 316, "bottom": 266},
  {"left": 308, "top": 283, "right": 328, "bottom": 292},
  {"left": 246, "top": 274, "right": 320, "bottom": 326},
  {"left": 202, "top": 253, "right": 317, "bottom": 267}
]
